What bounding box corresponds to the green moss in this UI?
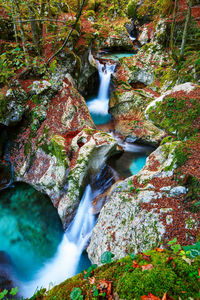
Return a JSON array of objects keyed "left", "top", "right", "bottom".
[
  {"left": 127, "top": 0, "right": 137, "bottom": 18},
  {"left": 41, "top": 250, "right": 200, "bottom": 299},
  {"left": 51, "top": 135, "right": 69, "bottom": 168},
  {"left": 117, "top": 266, "right": 177, "bottom": 298},
  {"left": 160, "top": 135, "right": 176, "bottom": 145},
  {"left": 173, "top": 142, "right": 189, "bottom": 167},
  {"left": 147, "top": 96, "right": 200, "bottom": 140}
]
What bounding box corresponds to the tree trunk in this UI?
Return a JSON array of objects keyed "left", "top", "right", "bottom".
[
  {"left": 14, "top": 0, "right": 29, "bottom": 63},
  {"left": 11, "top": 2, "right": 18, "bottom": 44},
  {"left": 170, "top": 0, "right": 179, "bottom": 62},
  {"left": 28, "top": 5, "right": 42, "bottom": 55},
  {"left": 180, "top": 0, "right": 192, "bottom": 60}
]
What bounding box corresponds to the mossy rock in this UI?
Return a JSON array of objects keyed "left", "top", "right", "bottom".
[
  {"left": 51, "top": 135, "right": 69, "bottom": 168},
  {"left": 127, "top": 0, "right": 138, "bottom": 19},
  {"left": 39, "top": 249, "right": 200, "bottom": 299},
  {"left": 146, "top": 95, "right": 200, "bottom": 140}
]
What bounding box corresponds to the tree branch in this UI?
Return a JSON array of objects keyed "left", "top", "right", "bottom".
[{"left": 45, "top": 0, "right": 86, "bottom": 66}]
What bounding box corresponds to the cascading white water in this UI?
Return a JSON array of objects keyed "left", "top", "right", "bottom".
[
  {"left": 22, "top": 185, "right": 95, "bottom": 298},
  {"left": 88, "top": 62, "right": 116, "bottom": 116}
]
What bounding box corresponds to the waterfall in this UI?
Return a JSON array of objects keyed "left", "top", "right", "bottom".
[
  {"left": 88, "top": 62, "right": 116, "bottom": 116},
  {"left": 22, "top": 185, "right": 95, "bottom": 297}
]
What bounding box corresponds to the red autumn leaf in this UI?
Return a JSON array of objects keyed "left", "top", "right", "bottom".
[
  {"left": 97, "top": 279, "right": 112, "bottom": 296},
  {"left": 141, "top": 293, "right": 160, "bottom": 299},
  {"left": 162, "top": 292, "right": 175, "bottom": 300},
  {"left": 156, "top": 248, "right": 164, "bottom": 252},
  {"left": 133, "top": 260, "right": 140, "bottom": 268},
  {"left": 166, "top": 257, "right": 173, "bottom": 264},
  {"left": 107, "top": 282, "right": 112, "bottom": 296},
  {"left": 142, "top": 264, "right": 154, "bottom": 271},
  {"left": 142, "top": 253, "right": 151, "bottom": 262}
]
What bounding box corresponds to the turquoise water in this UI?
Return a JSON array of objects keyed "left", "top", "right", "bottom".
[
  {"left": 108, "top": 143, "right": 153, "bottom": 178},
  {"left": 101, "top": 53, "right": 135, "bottom": 60},
  {"left": 0, "top": 183, "right": 63, "bottom": 281},
  {"left": 89, "top": 111, "right": 111, "bottom": 125},
  {"left": 129, "top": 156, "right": 148, "bottom": 175}
]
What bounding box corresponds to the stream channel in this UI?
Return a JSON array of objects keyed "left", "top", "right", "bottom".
[{"left": 0, "top": 53, "right": 154, "bottom": 297}]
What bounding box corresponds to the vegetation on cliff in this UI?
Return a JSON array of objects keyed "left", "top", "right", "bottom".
[{"left": 32, "top": 247, "right": 200, "bottom": 299}]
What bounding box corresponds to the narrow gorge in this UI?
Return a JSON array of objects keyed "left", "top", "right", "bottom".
[{"left": 0, "top": 0, "right": 200, "bottom": 298}]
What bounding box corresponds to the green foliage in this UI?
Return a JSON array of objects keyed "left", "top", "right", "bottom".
[
  {"left": 183, "top": 240, "right": 200, "bottom": 258},
  {"left": 0, "top": 287, "right": 18, "bottom": 299},
  {"left": 45, "top": 248, "right": 200, "bottom": 299},
  {"left": 0, "top": 289, "right": 8, "bottom": 300},
  {"left": 168, "top": 238, "right": 200, "bottom": 261},
  {"left": 101, "top": 251, "right": 115, "bottom": 264},
  {"left": 92, "top": 285, "right": 106, "bottom": 299},
  {"left": 0, "top": 46, "right": 25, "bottom": 86},
  {"left": 129, "top": 252, "right": 136, "bottom": 259},
  {"left": 168, "top": 238, "right": 182, "bottom": 254},
  {"left": 83, "top": 264, "right": 97, "bottom": 279},
  {"left": 70, "top": 287, "right": 83, "bottom": 300}
]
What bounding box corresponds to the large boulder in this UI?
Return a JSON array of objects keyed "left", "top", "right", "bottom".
[
  {"left": 87, "top": 141, "right": 199, "bottom": 264},
  {"left": 0, "top": 87, "right": 28, "bottom": 126},
  {"left": 58, "top": 129, "right": 118, "bottom": 228},
  {"left": 146, "top": 82, "right": 200, "bottom": 140},
  {"left": 109, "top": 64, "right": 166, "bottom": 145}
]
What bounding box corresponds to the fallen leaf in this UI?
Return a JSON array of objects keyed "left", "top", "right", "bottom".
[
  {"left": 97, "top": 279, "right": 112, "bottom": 296},
  {"left": 88, "top": 277, "right": 95, "bottom": 284},
  {"left": 156, "top": 248, "right": 164, "bottom": 252},
  {"left": 142, "top": 253, "right": 151, "bottom": 262},
  {"left": 133, "top": 260, "right": 140, "bottom": 268},
  {"left": 107, "top": 282, "right": 112, "bottom": 296},
  {"left": 142, "top": 264, "right": 154, "bottom": 271},
  {"left": 162, "top": 292, "right": 175, "bottom": 300},
  {"left": 141, "top": 293, "right": 160, "bottom": 299},
  {"left": 166, "top": 257, "right": 173, "bottom": 264}
]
